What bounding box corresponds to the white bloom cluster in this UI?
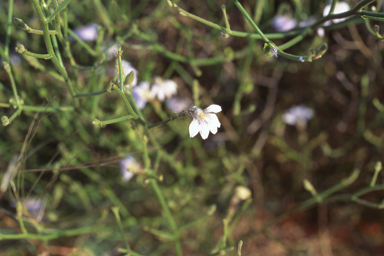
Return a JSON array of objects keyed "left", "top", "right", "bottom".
[
  {"left": 131, "top": 77, "right": 178, "bottom": 109},
  {"left": 186, "top": 104, "right": 222, "bottom": 140},
  {"left": 120, "top": 155, "right": 141, "bottom": 182},
  {"left": 283, "top": 105, "right": 314, "bottom": 126}
]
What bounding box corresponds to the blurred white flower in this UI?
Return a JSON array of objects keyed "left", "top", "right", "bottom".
[
  {"left": 132, "top": 81, "right": 152, "bottom": 109},
  {"left": 271, "top": 15, "right": 297, "bottom": 32},
  {"left": 71, "top": 23, "right": 99, "bottom": 42},
  {"left": 283, "top": 105, "right": 314, "bottom": 126},
  {"left": 186, "top": 104, "right": 222, "bottom": 140},
  {"left": 119, "top": 60, "right": 138, "bottom": 87},
  {"left": 235, "top": 186, "right": 252, "bottom": 200},
  {"left": 317, "top": 27, "right": 325, "bottom": 37},
  {"left": 11, "top": 198, "right": 45, "bottom": 221},
  {"left": 120, "top": 155, "right": 141, "bottom": 182},
  {"left": 149, "top": 77, "right": 178, "bottom": 101},
  {"left": 323, "top": 1, "right": 350, "bottom": 25},
  {"left": 166, "top": 97, "right": 192, "bottom": 113}
]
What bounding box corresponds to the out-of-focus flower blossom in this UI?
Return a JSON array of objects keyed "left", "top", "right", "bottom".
[
  {"left": 119, "top": 60, "right": 138, "bottom": 87},
  {"left": 132, "top": 81, "right": 152, "bottom": 109},
  {"left": 186, "top": 104, "right": 222, "bottom": 140},
  {"left": 11, "top": 198, "right": 45, "bottom": 221},
  {"left": 323, "top": 1, "right": 350, "bottom": 25},
  {"left": 71, "top": 23, "right": 99, "bottom": 42},
  {"left": 283, "top": 105, "right": 314, "bottom": 126},
  {"left": 166, "top": 97, "right": 192, "bottom": 113},
  {"left": 150, "top": 77, "right": 178, "bottom": 101},
  {"left": 120, "top": 155, "right": 141, "bottom": 182},
  {"left": 271, "top": 15, "right": 297, "bottom": 32},
  {"left": 317, "top": 27, "right": 325, "bottom": 37},
  {"left": 235, "top": 186, "right": 252, "bottom": 200},
  {"left": 103, "top": 43, "right": 119, "bottom": 61},
  {"left": 298, "top": 16, "right": 316, "bottom": 28},
  {"left": 9, "top": 53, "right": 21, "bottom": 66}
]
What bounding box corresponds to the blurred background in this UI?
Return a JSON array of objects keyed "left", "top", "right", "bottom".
[{"left": 1, "top": 0, "right": 384, "bottom": 255}]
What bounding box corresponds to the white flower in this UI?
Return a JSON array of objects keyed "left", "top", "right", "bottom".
[
  {"left": 120, "top": 155, "right": 141, "bottom": 182},
  {"left": 119, "top": 60, "right": 138, "bottom": 87},
  {"left": 283, "top": 105, "right": 314, "bottom": 126},
  {"left": 271, "top": 15, "right": 297, "bottom": 32},
  {"left": 71, "top": 23, "right": 99, "bottom": 42},
  {"left": 323, "top": 1, "right": 350, "bottom": 25},
  {"left": 186, "top": 104, "right": 222, "bottom": 140},
  {"left": 166, "top": 97, "right": 192, "bottom": 113},
  {"left": 132, "top": 81, "right": 152, "bottom": 109},
  {"left": 149, "top": 77, "right": 178, "bottom": 101}
]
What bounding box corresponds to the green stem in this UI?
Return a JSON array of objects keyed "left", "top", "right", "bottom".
[
  {"left": 262, "top": 169, "right": 360, "bottom": 231},
  {"left": 148, "top": 111, "right": 186, "bottom": 129},
  {"left": 75, "top": 88, "right": 109, "bottom": 97},
  {"left": 117, "top": 45, "right": 125, "bottom": 91},
  {"left": 46, "top": 0, "right": 72, "bottom": 23},
  {"left": 171, "top": 3, "right": 301, "bottom": 40},
  {"left": 13, "top": 18, "right": 57, "bottom": 35},
  {"left": 149, "top": 179, "right": 183, "bottom": 256},
  {"left": 31, "top": 0, "right": 76, "bottom": 98},
  {"left": 93, "top": 115, "right": 134, "bottom": 126},
  {"left": 16, "top": 45, "right": 52, "bottom": 59},
  {"left": 111, "top": 207, "right": 131, "bottom": 253},
  {"left": 5, "top": 0, "right": 14, "bottom": 56},
  {"left": 112, "top": 85, "right": 138, "bottom": 119},
  {"left": 67, "top": 29, "right": 97, "bottom": 56},
  {"left": 3, "top": 61, "right": 20, "bottom": 104},
  {"left": 0, "top": 104, "right": 74, "bottom": 112},
  {"left": 328, "top": 0, "right": 338, "bottom": 15},
  {"left": 233, "top": 0, "right": 270, "bottom": 44},
  {"left": 0, "top": 225, "right": 105, "bottom": 240}
]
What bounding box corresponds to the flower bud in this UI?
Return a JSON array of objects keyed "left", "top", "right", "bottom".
[
  {"left": 2, "top": 116, "right": 10, "bottom": 126},
  {"left": 13, "top": 18, "right": 29, "bottom": 31},
  {"left": 124, "top": 70, "right": 135, "bottom": 86},
  {"left": 224, "top": 47, "right": 234, "bottom": 60},
  {"left": 263, "top": 43, "right": 278, "bottom": 58},
  {"left": 15, "top": 44, "right": 26, "bottom": 54},
  {"left": 315, "top": 43, "right": 328, "bottom": 58}
]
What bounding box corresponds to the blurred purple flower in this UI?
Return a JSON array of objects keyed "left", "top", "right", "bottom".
[
  {"left": 271, "top": 15, "right": 297, "bottom": 32},
  {"left": 120, "top": 155, "right": 141, "bottom": 182},
  {"left": 11, "top": 198, "right": 45, "bottom": 221},
  {"left": 166, "top": 97, "right": 192, "bottom": 113},
  {"left": 71, "top": 23, "right": 99, "bottom": 42},
  {"left": 132, "top": 81, "right": 152, "bottom": 109},
  {"left": 283, "top": 105, "right": 314, "bottom": 126}
]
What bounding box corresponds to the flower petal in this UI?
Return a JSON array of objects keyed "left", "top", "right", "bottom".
[
  {"left": 206, "top": 114, "right": 221, "bottom": 128},
  {"left": 199, "top": 121, "right": 210, "bottom": 140},
  {"left": 204, "top": 104, "right": 222, "bottom": 113},
  {"left": 189, "top": 119, "right": 200, "bottom": 138}
]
